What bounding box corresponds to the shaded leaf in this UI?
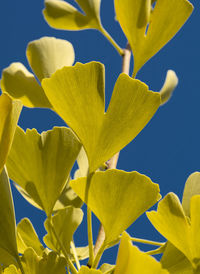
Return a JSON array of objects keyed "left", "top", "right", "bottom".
[
  {"left": 44, "top": 206, "right": 83, "bottom": 253},
  {"left": 114, "top": 0, "right": 193, "bottom": 75},
  {"left": 78, "top": 266, "right": 102, "bottom": 273},
  {"left": 0, "top": 168, "right": 19, "bottom": 267},
  {"left": 43, "top": 0, "right": 102, "bottom": 31},
  {"left": 26, "top": 36, "right": 75, "bottom": 82},
  {"left": 3, "top": 265, "right": 20, "bottom": 274},
  {"left": 42, "top": 62, "right": 160, "bottom": 172},
  {"left": 182, "top": 172, "right": 200, "bottom": 217},
  {"left": 70, "top": 246, "right": 90, "bottom": 262},
  {"left": 114, "top": 232, "right": 168, "bottom": 274},
  {"left": 0, "top": 94, "right": 22, "bottom": 173},
  {"left": 100, "top": 264, "right": 115, "bottom": 274},
  {"left": 1, "top": 63, "right": 51, "bottom": 108},
  {"left": 159, "top": 70, "right": 178, "bottom": 105},
  {"left": 6, "top": 126, "right": 81, "bottom": 216},
  {"left": 161, "top": 242, "right": 193, "bottom": 274},
  {"left": 17, "top": 218, "right": 44, "bottom": 256},
  {"left": 70, "top": 169, "right": 160, "bottom": 243}
]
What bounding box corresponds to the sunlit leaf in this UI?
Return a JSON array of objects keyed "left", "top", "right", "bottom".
[
  {"left": 1, "top": 37, "right": 74, "bottom": 108},
  {"left": 26, "top": 36, "right": 75, "bottom": 81},
  {"left": 182, "top": 172, "right": 200, "bottom": 217},
  {"left": 43, "top": 0, "right": 102, "bottom": 31},
  {"left": 42, "top": 62, "right": 160, "bottom": 172},
  {"left": 78, "top": 266, "right": 102, "bottom": 274},
  {"left": 161, "top": 242, "right": 193, "bottom": 274},
  {"left": 17, "top": 218, "right": 44, "bottom": 256},
  {"left": 70, "top": 246, "right": 90, "bottom": 262},
  {"left": 1, "top": 63, "right": 51, "bottom": 108},
  {"left": 71, "top": 169, "right": 160, "bottom": 243},
  {"left": 114, "top": 0, "right": 193, "bottom": 76},
  {"left": 74, "top": 147, "right": 89, "bottom": 179},
  {"left": 0, "top": 168, "right": 19, "bottom": 267},
  {"left": 114, "top": 232, "right": 168, "bottom": 274},
  {"left": 3, "top": 265, "right": 20, "bottom": 274},
  {"left": 100, "top": 264, "right": 115, "bottom": 274},
  {"left": 21, "top": 248, "right": 66, "bottom": 274},
  {"left": 0, "top": 94, "right": 22, "bottom": 173},
  {"left": 44, "top": 206, "right": 83, "bottom": 253},
  {"left": 6, "top": 126, "right": 81, "bottom": 216},
  {"left": 159, "top": 70, "right": 178, "bottom": 105}
]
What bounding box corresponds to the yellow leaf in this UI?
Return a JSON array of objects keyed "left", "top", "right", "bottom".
[
  {"left": 70, "top": 169, "right": 160, "bottom": 243},
  {"left": 78, "top": 266, "right": 102, "bottom": 274},
  {"left": 114, "top": 232, "right": 168, "bottom": 274},
  {"left": 43, "top": 0, "right": 102, "bottom": 31},
  {"left": 6, "top": 126, "right": 81, "bottom": 216},
  {"left": 42, "top": 62, "right": 160, "bottom": 172},
  {"left": 114, "top": 0, "right": 193, "bottom": 76},
  {"left": 3, "top": 265, "right": 20, "bottom": 274},
  {"left": 159, "top": 70, "right": 178, "bottom": 105},
  {"left": 0, "top": 94, "right": 22, "bottom": 173},
  {"left": 1, "top": 37, "right": 74, "bottom": 108}
]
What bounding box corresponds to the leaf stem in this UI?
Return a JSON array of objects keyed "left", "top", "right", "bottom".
[
  {"left": 48, "top": 218, "right": 78, "bottom": 274},
  {"left": 92, "top": 242, "right": 106, "bottom": 269},
  {"left": 130, "top": 236, "right": 165, "bottom": 246},
  {"left": 100, "top": 26, "right": 124, "bottom": 56},
  {"left": 92, "top": 43, "right": 132, "bottom": 262},
  {"left": 70, "top": 240, "right": 81, "bottom": 270}
]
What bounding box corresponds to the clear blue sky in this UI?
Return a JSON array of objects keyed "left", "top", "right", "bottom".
[{"left": 0, "top": 0, "right": 199, "bottom": 265}]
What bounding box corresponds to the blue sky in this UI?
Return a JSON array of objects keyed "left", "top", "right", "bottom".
[{"left": 0, "top": 0, "right": 199, "bottom": 266}]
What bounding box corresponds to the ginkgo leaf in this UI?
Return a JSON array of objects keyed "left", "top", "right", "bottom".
[
  {"left": 99, "top": 264, "right": 115, "bottom": 274},
  {"left": 0, "top": 63, "right": 51, "bottom": 108},
  {"left": 74, "top": 147, "right": 89, "bottom": 179},
  {"left": 43, "top": 0, "right": 102, "bottom": 31},
  {"left": 114, "top": 232, "right": 169, "bottom": 274},
  {"left": 6, "top": 126, "right": 81, "bottom": 216},
  {"left": 43, "top": 206, "right": 83, "bottom": 253},
  {"left": 147, "top": 193, "right": 193, "bottom": 264},
  {"left": 3, "top": 265, "right": 20, "bottom": 274},
  {"left": 159, "top": 70, "right": 178, "bottom": 105},
  {"left": 17, "top": 218, "right": 44, "bottom": 256},
  {"left": 21, "top": 248, "right": 66, "bottom": 274},
  {"left": 182, "top": 172, "right": 200, "bottom": 217},
  {"left": 0, "top": 94, "right": 22, "bottom": 173},
  {"left": 26, "top": 36, "right": 75, "bottom": 82},
  {"left": 0, "top": 168, "right": 19, "bottom": 267},
  {"left": 78, "top": 266, "right": 102, "bottom": 274},
  {"left": 42, "top": 62, "right": 161, "bottom": 172},
  {"left": 70, "top": 169, "right": 160, "bottom": 243},
  {"left": 161, "top": 242, "right": 193, "bottom": 274},
  {"left": 70, "top": 246, "right": 90, "bottom": 262},
  {"left": 114, "top": 0, "right": 193, "bottom": 76},
  {"left": 1, "top": 37, "right": 74, "bottom": 108}
]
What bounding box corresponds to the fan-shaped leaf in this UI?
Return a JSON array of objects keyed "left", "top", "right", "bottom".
[
  {"left": 114, "top": 0, "right": 193, "bottom": 76},
  {"left": 115, "top": 232, "right": 168, "bottom": 274},
  {"left": 43, "top": 0, "right": 102, "bottom": 31},
  {"left": 3, "top": 265, "right": 20, "bottom": 274},
  {"left": 6, "top": 126, "right": 81, "bottom": 216},
  {"left": 44, "top": 206, "right": 83, "bottom": 253},
  {"left": 42, "top": 62, "right": 160, "bottom": 172},
  {"left": 17, "top": 218, "right": 44, "bottom": 256},
  {"left": 0, "top": 94, "right": 22, "bottom": 173},
  {"left": 70, "top": 169, "right": 160, "bottom": 243}
]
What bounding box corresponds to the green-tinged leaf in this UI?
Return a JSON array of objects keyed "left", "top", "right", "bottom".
[
  {"left": 114, "top": 0, "right": 193, "bottom": 75},
  {"left": 44, "top": 206, "right": 83, "bottom": 253},
  {"left": 21, "top": 248, "right": 66, "bottom": 274},
  {"left": 1, "top": 63, "right": 51, "bottom": 108},
  {"left": 161, "top": 242, "right": 193, "bottom": 274},
  {"left": 159, "top": 70, "right": 178, "bottom": 105},
  {"left": 17, "top": 218, "right": 44, "bottom": 256},
  {"left": 42, "top": 62, "right": 160, "bottom": 172},
  {"left": 147, "top": 193, "right": 193, "bottom": 263},
  {"left": 0, "top": 94, "right": 22, "bottom": 173},
  {"left": 100, "top": 264, "right": 115, "bottom": 274},
  {"left": 78, "top": 266, "right": 102, "bottom": 274},
  {"left": 0, "top": 168, "right": 19, "bottom": 267},
  {"left": 182, "top": 172, "right": 200, "bottom": 217},
  {"left": 26, "top": 36, "right": 75, "bottom": 82},
  {"left": 114, "top": 232, "right": 168, "bottom": 274},
  {"left": 43, "top": 0, "right": 102, "bottom": 31},
  {"left": 3, "top": 265, "right": 20, "bottom": 274},
  {"left": 70, "top": 169, "right": 160, "bottom": 243},
  {"left": 6, "top": 126, "right": 81, "bottom": 216}
]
